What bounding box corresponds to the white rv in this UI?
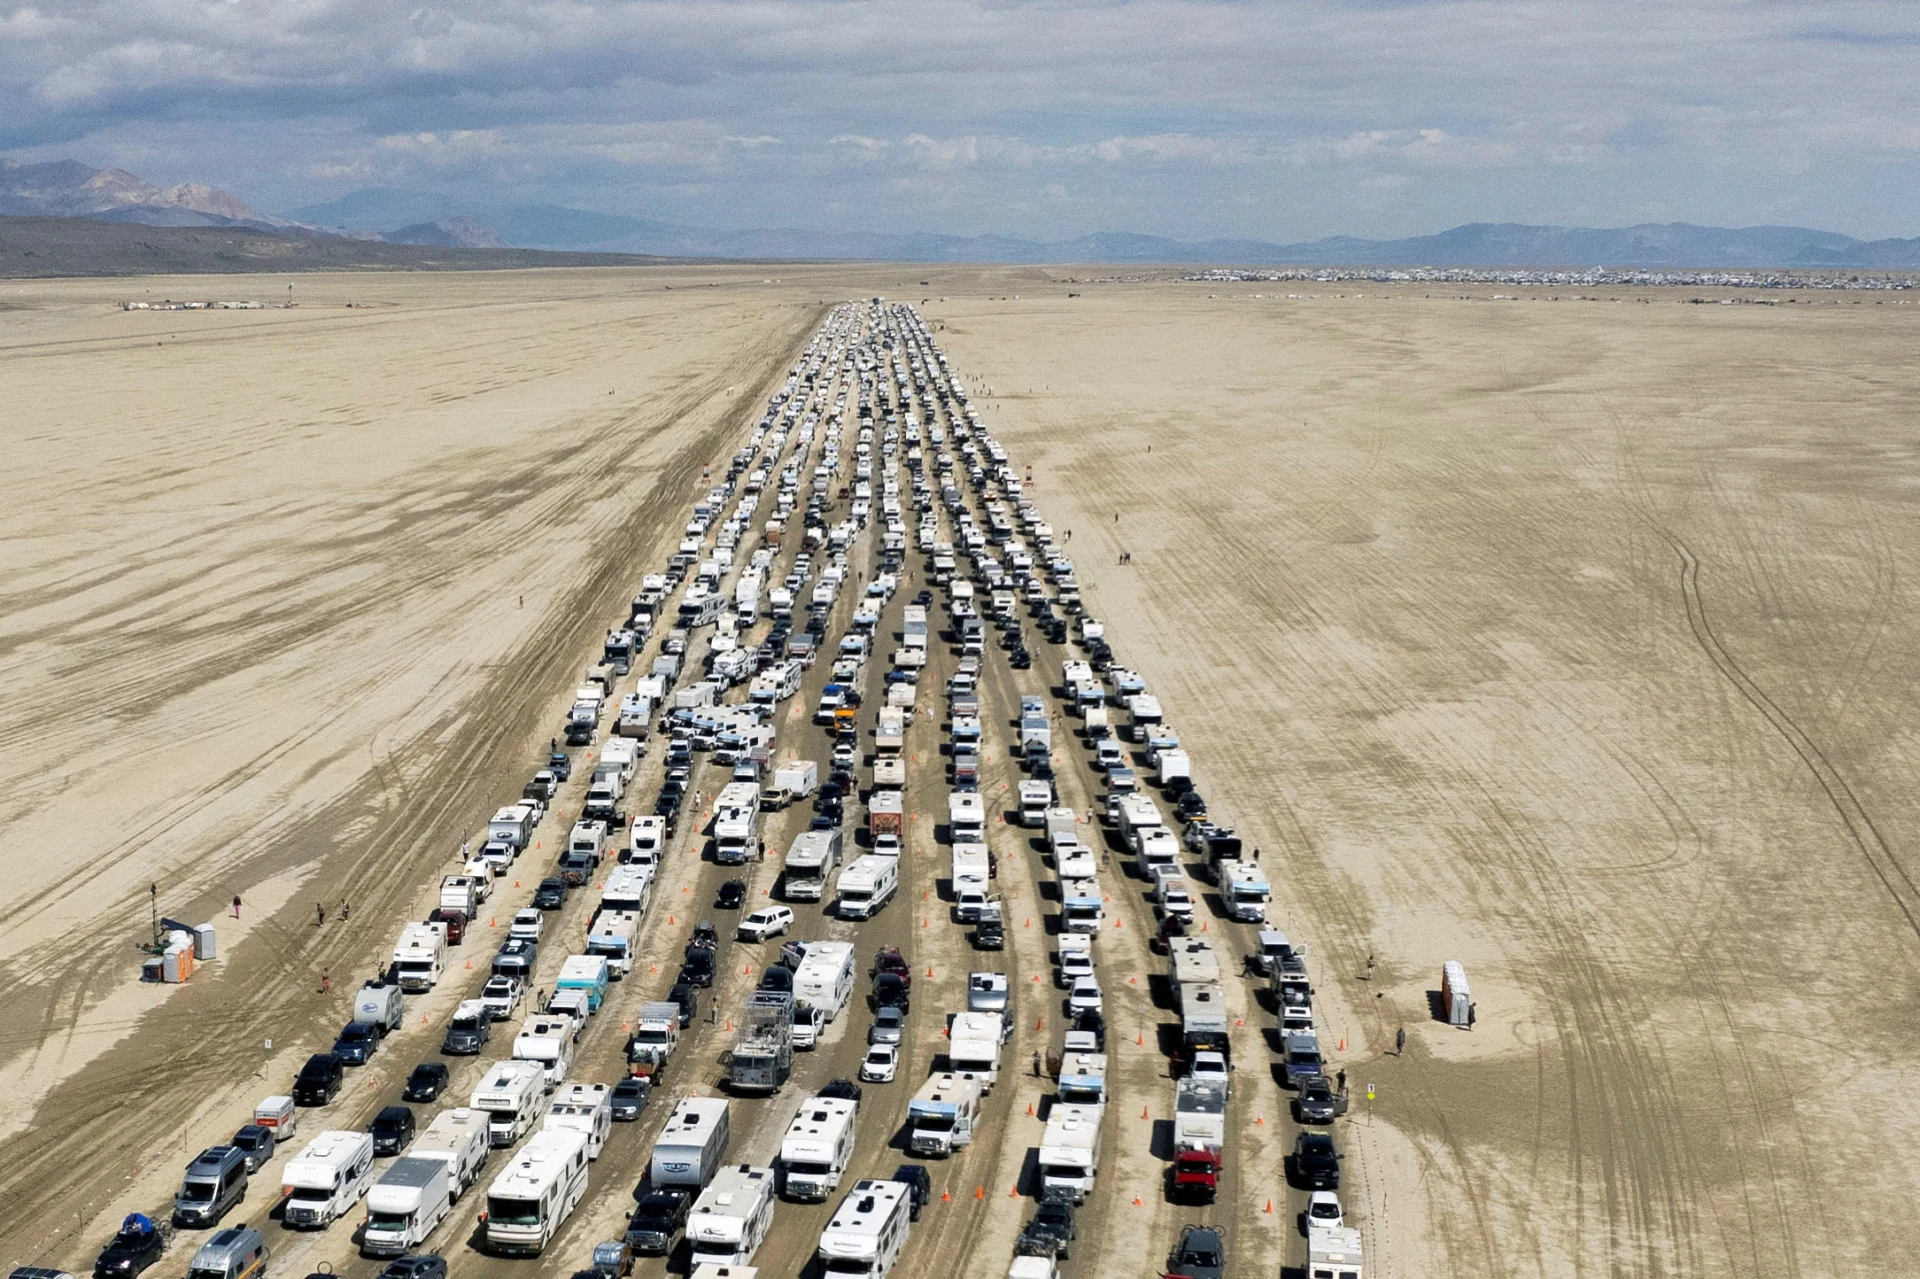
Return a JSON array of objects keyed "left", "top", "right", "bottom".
[
  {"left": 782, "top": 830, "right": 843, "bottom": 902},
  {"left": 544, "top": 1083, "right": 614, "bottom": 1160},
  {"left": 513, "top": 1015, "right": 576, "bottom": 1088},
  {"left": 779, "top": 1096, "right": 858, "bottom": 1201},
  {"left": 1036, "top": 1103, "right": 1105, "bottom": 1204},
  {"left": 411, "top": 1107, "right": 491, "bottom": 1200},
  {"left": 391, "top": 922, "right": 446, "bottom": 993},
  {"left": 792, "top": 940, "right": 857, "bottom": 1020},
  {"left": 816, "top": 1179, "right": 911, "bottom": 1278},
  {"left": 835, "top": 855, "right": 899, "bottom": 920},
  {"left": 280, "top": 1130, "right": 375, "bottom": 1228},
  {"left": 906, "top": 1072, "right": 986, "bottom": 1157},
  {"left": 471, "top": 1060, "right": 547, "bottom": 1147},
  {"left": 687, "top": 1164, "right": 778, "bottom": 1269},
  {"left": 482, "top": 1127, "right": 590, "bottom": 1257},
  {"left": 651, "top": 1097, "right": 732, "bottom": 1191},
  {"left": 361, "top": 1157, "right": 450, "bottom": 1257}
]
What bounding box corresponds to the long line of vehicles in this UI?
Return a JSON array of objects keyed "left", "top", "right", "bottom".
[{"left": 17, "top": 300, "right": 1362, "bottom": 1279}]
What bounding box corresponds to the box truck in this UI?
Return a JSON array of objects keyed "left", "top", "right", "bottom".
[{"left": 361, "top": 1157, "right": 451, "bottom": 1257}]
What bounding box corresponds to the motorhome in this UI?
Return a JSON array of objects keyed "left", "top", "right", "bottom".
[
  {"left": 544, "top": 1083, "right": 613, "bottom": 1160},
  {"left": 782, "top": 830, "right": 843, "bottom": 901},
  {"left": 482, "top": 1127, "right": 590, "bottom": 1256},
  {"left": 817, "top": 1179, "right": 911, "bottom": 1279},
  {"left": 1171, "top": 1076, "right": 1228, "bottom": 1201},
  {"left": 906, "top": 1073, "right": 985, "bottom": 1156},
  {"left": 628, "top": 816, "right": 669, "bottom": 865},
  {"left": 780, "top": 1096, "right": 858, "bottom": 1201},
  {"left": 362, "top": 1157, "right": 451, "bottom": 1257},
  {"left": 946, "top": 1011, "right": 1006, "bottom": 1083},
  {"left": 280, "top": 1130, "right": 375, "bottom": 1228},
  {"left": 1057, "top": 1054, "right": 1108, "bottom": 1107},
  {"left": 792, "top": 940, "right": 857, "bottom": 1020},
  {"left": 1036, "top": 1104, "right": 1104, "bottom": 1204},
  {"left": 712, "top": 781, "right": 762, "bottom": 864},
  {"left": 651, "top": 1097, "right": 732, "bottom": 1191},
  {"left": 686, "top": 1165, "right": 778, "bottom": 1269},
  {"left": 947, "top": 791, "right": 986, "bottom": 844},
  {"left": 471, "top": 1060, "right": 547, "bottom": 1147},
  {"left": 1223, "top": 861, "right": 1272, "bottom": 923},
  {"left": 1060, "top": 894, "right": 1103, "bottom": 934},
  {"left": 557, "top": 954, "right": 611, "bottom": 1012},
  {"left": 411, "top": 1107, "right": 491, "bottom": 1200},
  {"left": 835, "top": 855, "right": 899, "bottom": 920},
  {"left": 1018, "top": 781, "right": 1053, "bottom": 828},
  {"left": 587, "top": 908, "right": 641, "bottom": 975},
  {"left": 513, "top": 1015, "right": 576, "bottom": 1088},
  {"left": 950, "top": 844, "right": 991, "bottom": 921},
  {"left": 391, "top": 923, "right": 446, "bottom": 993},
  {"left": 627, "top": 1002, "right": 681, "bottom": 1075}
]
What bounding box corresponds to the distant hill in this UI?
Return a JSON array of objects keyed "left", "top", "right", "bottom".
[
  {"left": 0, "top": 159, "right": 304, "bottom": 234},
  {"left": 0, "top": 215, "right": 664, "bottom": 278},
  {"left": 302, "top": 200, "right": 1920, "bottom": 268},
  {"left": 386, "top": 217, "right": 508, "bottom": 249}
]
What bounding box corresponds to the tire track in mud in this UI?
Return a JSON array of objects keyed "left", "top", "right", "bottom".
[
  {"left": 0, "top": 308, "right": 826, "bottom": 1254},
  {"left": 1658, "top": 531, "right": 1920, "bottom": 940}
]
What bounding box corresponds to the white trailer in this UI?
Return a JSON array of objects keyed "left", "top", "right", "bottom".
[
  {"left": 1036, "top": 1103, "right": 1104, "bottom": 1203},
  {"left": 652, "top": 1097, "right": 732, "bottom": 1191},
  {"left": 817, "top": 1179, "right": 911, "bottom": 1279},
  {"left": 792, "top": 940, "right": 857, "bottom": 1020},
  {"left": 687, "top": 1164, "right": 778, "bottom": 1268},
  {"left": 280, "top": 1130, "right": 376, "bottom": 1228},
  {"left": 1308, "top": 1226, "right": 1366, "bottom": 1279},
  {"left": 482, "top": 1127, "right": 590, "bottom": 1257},
  {"left": 411, "top": 1107, "right": 491, "bottom": 1201},
  {"left": 544, "top": 1083, "right": 613, "bottom": 1159},
  {"left": 780, "top": 1096, "right": 858, "bottom": 1201},
  {"left": 361, "top": 1157, "right": 451, "bottom": 1257},
  {"left": 513, "top": 1015, "right": 576, "bottom": 1088},
  {"left": 472, "top": 1060, "right": 547, "bottom": 1147}
]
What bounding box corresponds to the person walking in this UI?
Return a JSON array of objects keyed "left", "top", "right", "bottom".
[
  {"left": 315, "top": 902, "right": 327, "bottom": 927},
  {"left": 1396, "top": 1027, "right": 1407, "bottom": 1056},
  {"left": 1032, "top": 1050, "right": 1042, "bottom": 1078},
  {"left": 319, "top": 969, "right": 331, "bottom": 994},
  {"left": 340, "top": 900, "right": 351, "bottom": 923},
  {"left": 231, "top": 895, "right": 242, "bottom": 920}
]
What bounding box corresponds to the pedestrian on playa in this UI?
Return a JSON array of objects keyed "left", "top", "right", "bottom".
[
  {"left": 231, "top": 895, "right": 242, "bottom": 920},
  {"left": 1337, "top": 1068, "right": 1347, "bottom": 1094},
  {"left": 315, "top": 902, "right": 327, "bottom": 927},
  {"left": 1032, "top": 1050, "right": 1042, "bottom": 1078},
  {"left": 320, "top": 969, "right": 331, "bottom": 994},
  {"left": 1396, "top": 1027, "right": 1407, "bottom": 1056},
  {"left": 340, "top": 900, "right": 351, "bottom": 923}
]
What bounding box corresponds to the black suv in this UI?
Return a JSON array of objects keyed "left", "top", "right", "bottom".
[
  {"left": 533, "top": 878, "right": 570, "bottom": 910},
  {"left": 369, "top": 1105, "right": 416, "bottom": 1156},
  {"left": 292, "top": 1052, "right": 343, "bottom": 1106},
  {"left": 1291, "top": 1130, "right": 1342, "bottom": 1190},
  {"left": 890, "top": 1164, "right": 931, "bottom": 1222}
]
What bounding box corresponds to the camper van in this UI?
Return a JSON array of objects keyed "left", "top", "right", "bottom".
[
  {"left": 361, "top": 1157, "right": 451, "bottom": 1257},
  {"left": 482, "top": 1127, "right": 591, "bottom": 1256}
]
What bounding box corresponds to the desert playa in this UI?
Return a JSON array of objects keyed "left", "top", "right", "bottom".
[{"left": 1, "top": 264, "right": 1916, "bottom": 1279}]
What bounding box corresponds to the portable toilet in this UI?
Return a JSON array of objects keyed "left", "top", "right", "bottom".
[
  {"left": 1442, "top": 961, "right": 1471, "bottom": 1027},
  {"left": 193, "top": 923, "right": 218, "bottom": 960}
]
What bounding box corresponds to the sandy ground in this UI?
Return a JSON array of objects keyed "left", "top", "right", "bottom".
[
  {"left": 930, "top": 277, "right": 1920, "bottom": 1278},
  {"left": 5, "top": 263, "right": 1917, "bottom": 1279}
]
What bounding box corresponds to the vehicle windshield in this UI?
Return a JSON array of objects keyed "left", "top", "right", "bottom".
[
  {"left": 824, "top": 1260, "right": 873, "bottom": 1275},
  {"left": 1182, "top": 1250, "right": 1222, "bottom": 1267},
  {"left": 177, "top": 1181, "right": 215, "bottom": 1202},
  {"left": 1310, "top": 1202, "right": 1340, "bottom": 1218},
  {"left": 486, "top": 1195, "right": 541, "bottom": 1226},
  {"left": 786, "top": 1160, "right": 831, "bottom": 1176},
  {"left": 368, "top": 1210, "right": 412, "bottom": 1228}
]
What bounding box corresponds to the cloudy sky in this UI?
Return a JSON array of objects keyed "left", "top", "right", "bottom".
[{"left": 2, "top": 0, "right": 1918, "bottom": 240}]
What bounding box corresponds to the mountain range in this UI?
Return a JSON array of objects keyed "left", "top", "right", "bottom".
[{"left": 9, "top": 159, "right": 1920, "bottom": 268}]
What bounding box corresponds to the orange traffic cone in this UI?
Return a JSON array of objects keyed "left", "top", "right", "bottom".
[
  {"left": 941, "top": 1190, "right": 951, "bottom": 1203},
  {"left": 1263, "top": 1199, "right": 1274, "bottom": 1214},
  {"left": 1008, "top": 1185, "right": 1018, "bottom": 1197},
  {"left": 1141, "top": 1106, "right": 1149, "bottom": 1119},
  {"left": 927, "top": 966, "right": 934, "bottom": 977},
  {"left": 974, "top": 1185, "right": 984, "bottom": 1200},
  {"left": 1027, "top": 1102, "right": 1035, "bottom": 1116},
  {"left": 1132, "top": 1196, "right": 1143, "bottom": 1207},
  {"left": 1339, "top": 1037, "right": 1347, "bottom": 1051}
]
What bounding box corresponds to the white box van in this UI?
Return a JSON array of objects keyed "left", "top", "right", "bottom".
[{"left": 362, "top": 1157, "right": 450, "bottom": 1257}]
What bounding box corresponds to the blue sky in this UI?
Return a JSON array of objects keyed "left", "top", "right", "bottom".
[{"left": 2, "top": 0, "right": 1918, "bottom": 239}]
